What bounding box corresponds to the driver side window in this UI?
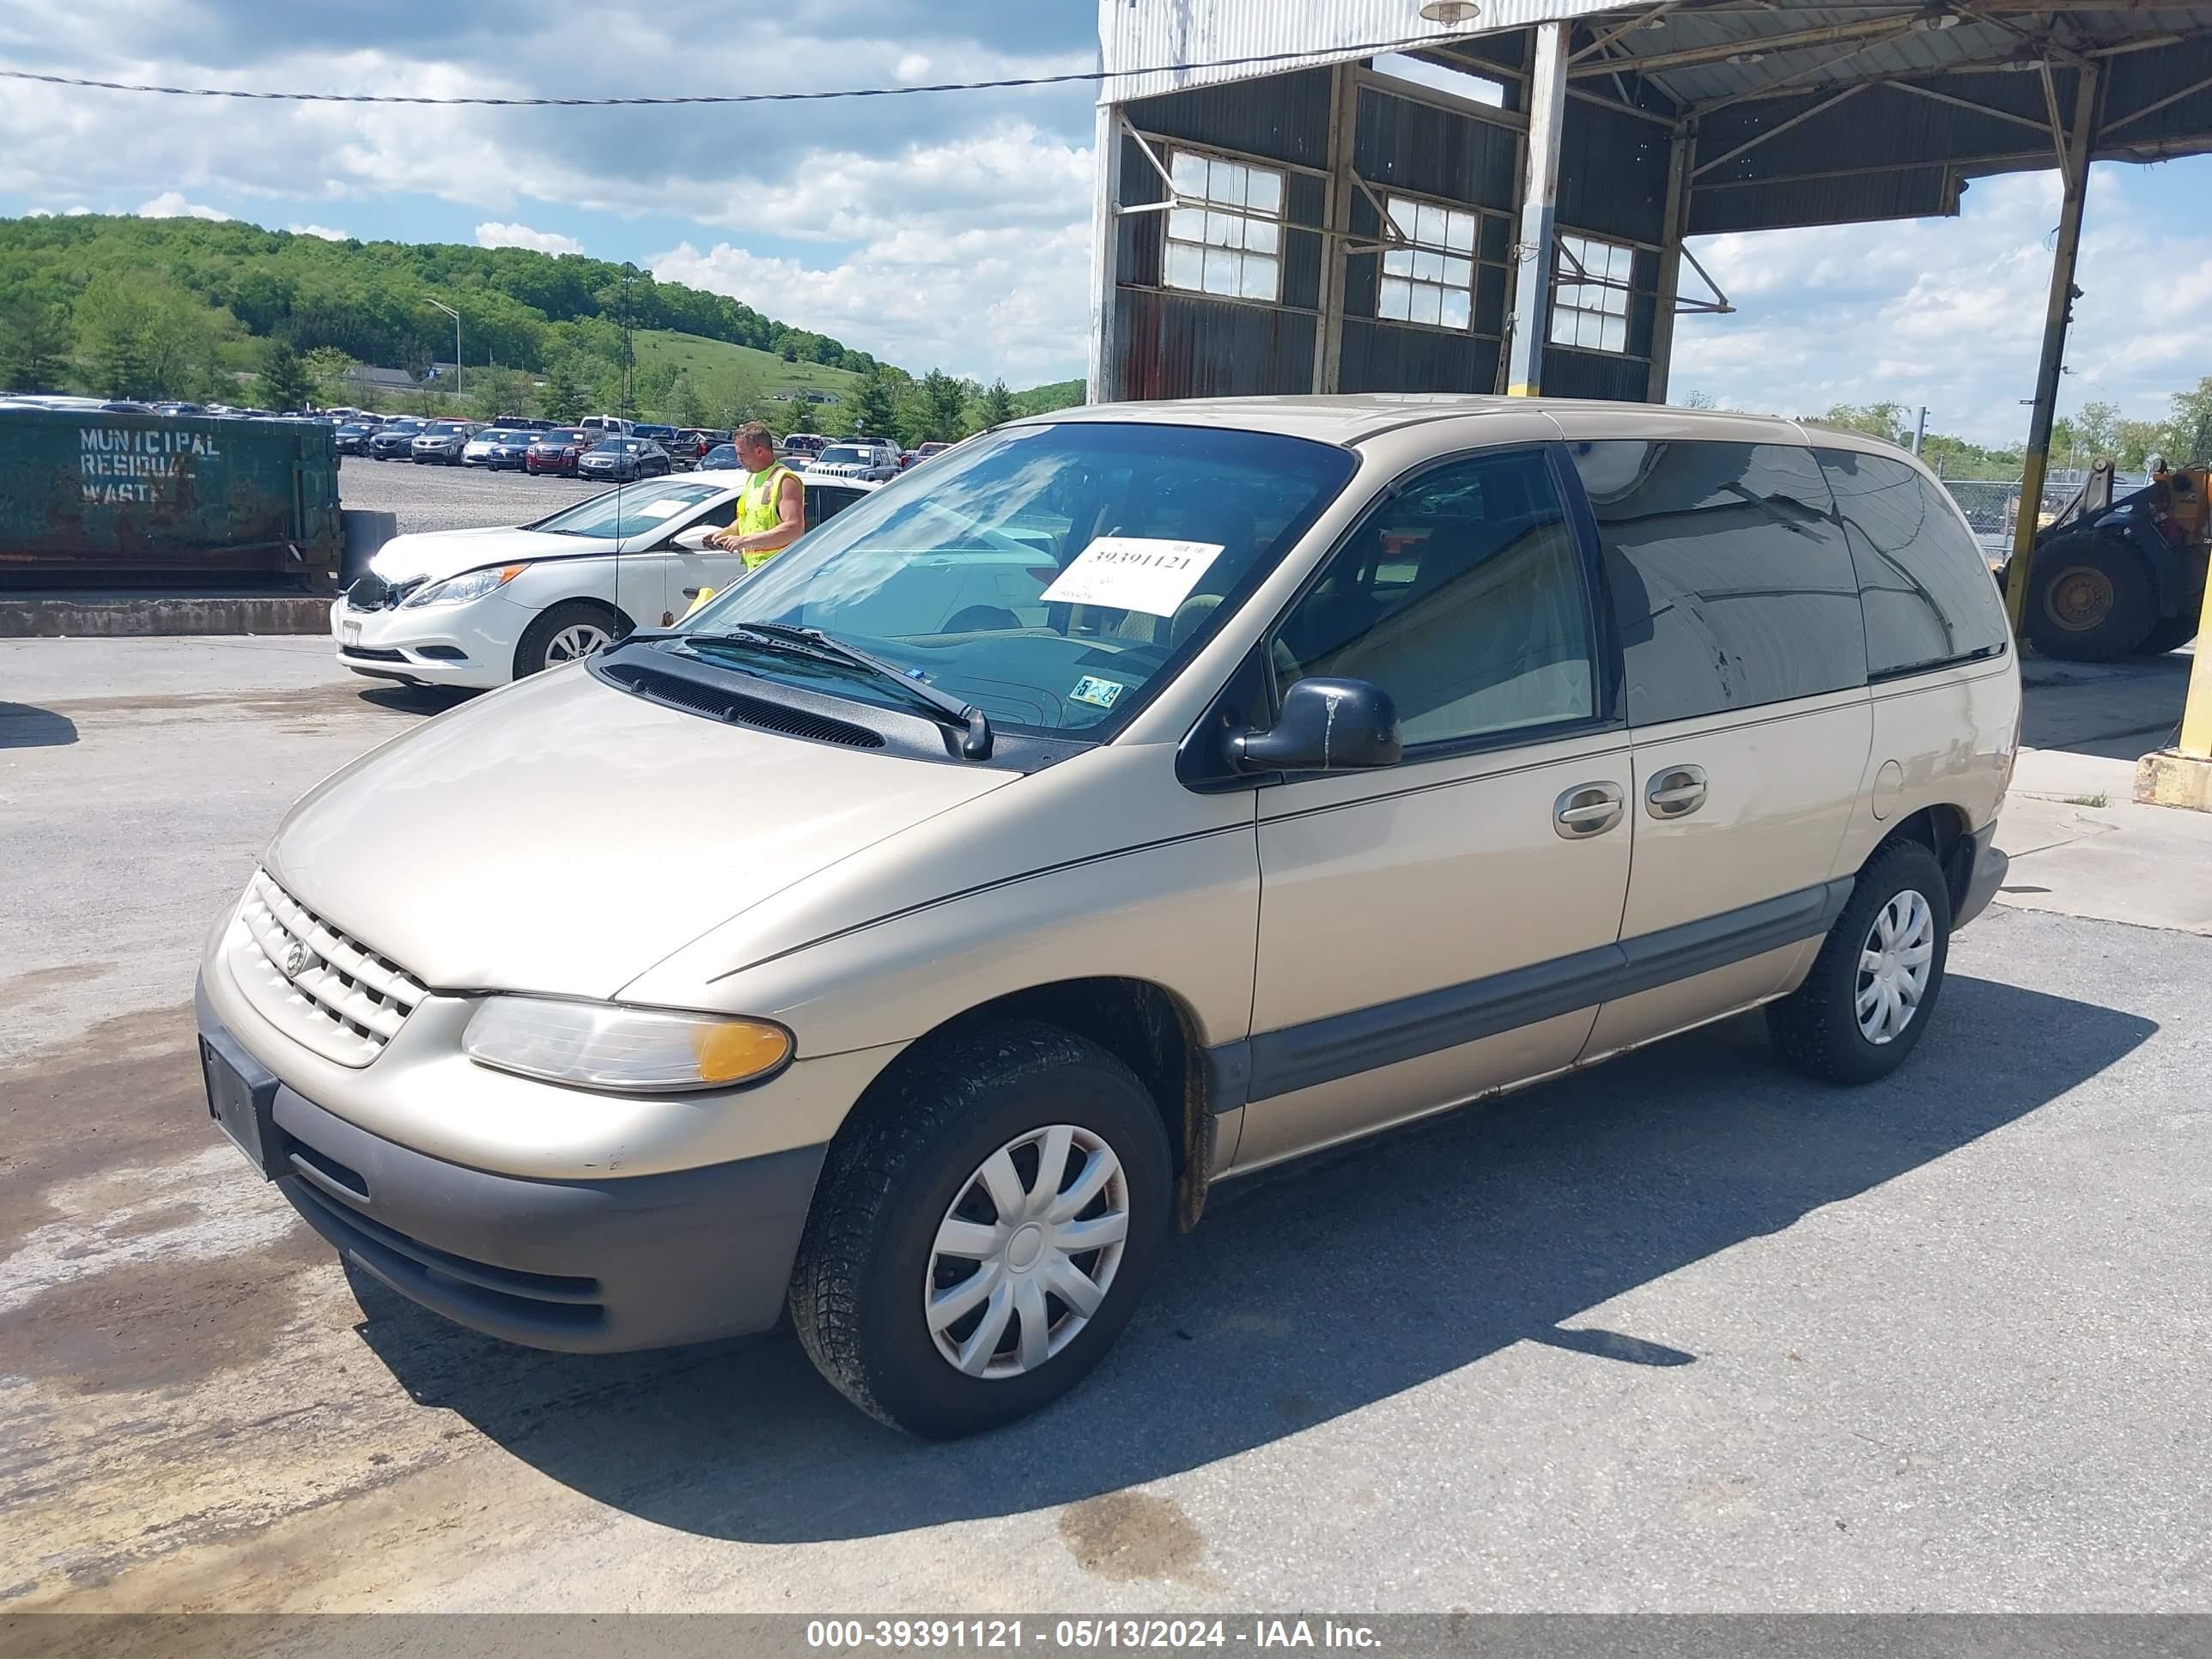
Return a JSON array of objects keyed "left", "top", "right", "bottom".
[{"left": 1273, "top": 448, "right": 1597, "bottom": 748}]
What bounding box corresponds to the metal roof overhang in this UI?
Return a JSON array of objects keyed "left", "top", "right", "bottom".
[{"left": 1100, "top": 1, "right": 2212, "bottom": 235}]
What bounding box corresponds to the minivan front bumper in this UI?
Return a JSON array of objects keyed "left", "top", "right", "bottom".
[{"left": 198, "top": 983, "right": 826, "bottom": 1352}]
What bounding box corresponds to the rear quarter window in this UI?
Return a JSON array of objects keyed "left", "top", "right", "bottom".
[
  {"left": 1570, "top": 439, "right": 1866, "bottom": 726},
  {"left": 1816, "top": 447, "right": 2010, "bottom": 678}
]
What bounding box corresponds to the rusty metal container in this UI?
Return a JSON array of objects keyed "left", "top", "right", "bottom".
[{"left": 0, "top": 409, "right": 342, "bottom": 588}]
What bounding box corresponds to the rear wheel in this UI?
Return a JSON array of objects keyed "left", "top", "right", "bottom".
[
  {"left": 1767, "top": 839, "right": 1952, "bottom": 1085},
  {"left": 514, "top": 600, "right": 618, "bottom": 678},
  {"left": 789, "top": 1019, "right": 1173, "bottom": 1437},
  {"left": 2025, "top": 534, "right": 2154, "bottom": 661}
]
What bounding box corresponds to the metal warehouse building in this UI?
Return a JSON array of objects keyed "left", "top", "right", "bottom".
[{"left": 1085, "top": 0, "right": 2212, "bottom": 432}]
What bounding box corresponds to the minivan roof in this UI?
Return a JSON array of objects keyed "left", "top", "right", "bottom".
[{"left": 1025, "top": 393, "right": 1906, "bottom": 459}]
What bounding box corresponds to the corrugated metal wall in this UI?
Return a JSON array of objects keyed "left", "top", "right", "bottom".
[{"left": 1098, "top": 0, "right": 1620, "bottom": 102}]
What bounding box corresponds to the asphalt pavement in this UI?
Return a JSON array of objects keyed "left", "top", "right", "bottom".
[{"left": 2, "top": 639, "right": 2209, "bottom": 1615}]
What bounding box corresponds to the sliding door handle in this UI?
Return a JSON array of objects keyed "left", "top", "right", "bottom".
[
  {"left": 1645, "top": 765, "right": 1708, "bottom": 819},
  {"left": 1553, "top": 781, "right": 1625, "bottom": 839}
]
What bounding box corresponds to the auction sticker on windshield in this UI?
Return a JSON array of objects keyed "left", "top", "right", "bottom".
[
  {"left": 1039, "top": 536, "right": 1224, "bottom": 617},
  {"left": 636, "top": 499, "right": 690, "bottom": 520}
]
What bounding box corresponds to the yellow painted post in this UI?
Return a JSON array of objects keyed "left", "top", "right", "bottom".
[{"left": 2179, "top": 580, "right": 2212, "bottom": 757}]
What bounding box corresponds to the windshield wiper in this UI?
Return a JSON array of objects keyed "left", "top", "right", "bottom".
[{"left": 708, "top": 621, "right": 993, "bottom": 758}]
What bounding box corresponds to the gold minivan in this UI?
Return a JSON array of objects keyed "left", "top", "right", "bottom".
[{"left": 197, "top": 397, "right": 2020, "bottom": 1436}]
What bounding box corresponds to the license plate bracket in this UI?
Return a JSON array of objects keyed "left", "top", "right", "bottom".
[{"left": 201, "top": 1028, "right": 286, "bottom": 1181}]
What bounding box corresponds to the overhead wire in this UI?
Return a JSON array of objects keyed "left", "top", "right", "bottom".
[{"left": 0, "top": 33, "right": 1489, "bottom": 107}]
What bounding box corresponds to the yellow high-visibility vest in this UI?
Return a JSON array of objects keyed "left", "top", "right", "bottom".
[{"left": 735, "top": 463, "right": 799, "bottom": 570}]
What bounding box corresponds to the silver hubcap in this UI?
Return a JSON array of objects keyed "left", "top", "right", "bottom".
[
  {"left": 546, "top": 623, "right": 610, "bottom": 664},
  {"left": 926, "top": 1123, "right": 1129, "bottom": 1380},
  {"left": 1856, "top": 889, "right": 1935, "bottom": 1044}
]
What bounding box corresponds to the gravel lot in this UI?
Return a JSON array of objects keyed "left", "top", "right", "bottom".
[
  {"left": 339, "top": 454, "right": 603, "bottom": 536},
  {"left": 3, "top": 638, "right": 2209, "bottom": 1620}
]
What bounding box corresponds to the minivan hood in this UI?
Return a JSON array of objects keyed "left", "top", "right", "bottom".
[
  {"left": 263, "top": 666, "right": 1017, "bottom": 999},
  {"left": 368, "top": 526, "right": 592, "bottom": 585}
]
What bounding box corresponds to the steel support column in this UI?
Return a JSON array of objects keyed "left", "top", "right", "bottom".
[
  {"left": 1085, "top": 100, "right": 1124, "bottom": 405},
  {"left": 1647, "top": 125, "right": 1695, "bottom": 404},
  {"left": 1507, "top": 21, "right": 1571, "bottom": 398},
  {"left": 1314, "top": 62, "right": 1359, "bottom": 394},
  {"left": 2004, "top": 64, "right": 2102, "bottom": 637}
]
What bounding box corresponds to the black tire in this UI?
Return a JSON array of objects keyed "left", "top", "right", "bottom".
[
  {"left": 512, "top": 599, "right": 620, "bottom": 678},
  {"left": 2136, "top": 604, "right": 2201, "bottom": 656},
  {"left": 2025, "top": 533, "right": 2155, "bottom": 661},
  {"left": 789, "top": 1019, "right": 1174, "bottom": 1438},
  {"left": 1768, "top": 839, "right": 1954, "bottom": 1085}
]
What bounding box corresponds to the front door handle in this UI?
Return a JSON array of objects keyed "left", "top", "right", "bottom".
[
  {"left": 1553, "top": 781, "right": 1625, "bottom": 839},
  {"left": 1645, "top": 764, "right": 1709, "bottom": 819}
]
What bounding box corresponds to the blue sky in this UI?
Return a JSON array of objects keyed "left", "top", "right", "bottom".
[{"left": 3, "top": 0, "right": 2206, "bottom": 443}]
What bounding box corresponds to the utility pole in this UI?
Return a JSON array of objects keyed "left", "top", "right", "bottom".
[
  {"left": 423, "top": 298, "right": 461, "bottom": 402},
  {"left": 1912, "top": 406, "right": 1929, "bottom": 455},
  {"left": 618, "top": 264, "right": 640, "bottom": 420}
]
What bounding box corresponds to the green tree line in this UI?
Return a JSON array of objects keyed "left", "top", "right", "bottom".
[
  {"left": 1684, "top": 390, "right": 2212, "bottom": 477},
  {"left": 0, "top": 213, "right": 885, "bottom": 395}
]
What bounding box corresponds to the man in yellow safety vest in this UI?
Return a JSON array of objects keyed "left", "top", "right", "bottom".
[{"left": 708, "top": 422, "right": 804, "bottom": 570}]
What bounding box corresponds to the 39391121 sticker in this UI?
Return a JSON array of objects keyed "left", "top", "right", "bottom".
[
  {"left": 1068, "top": 675, "right": 1126, "bottom": 710},
  {"left": 1038, "top": 537, "right": 1225, "bottom": 617}
]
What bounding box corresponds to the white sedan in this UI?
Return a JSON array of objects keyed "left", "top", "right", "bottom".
[{"left": 332, "top": 474, "right": 880, "bottom": 690}]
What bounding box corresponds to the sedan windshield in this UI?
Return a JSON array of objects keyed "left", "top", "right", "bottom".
[
  {"left": 532, "top": 479, "right": 727, "bottom": 538},
  {"left": 681, "top": 421, "right": 1355, "bottom": 737}
]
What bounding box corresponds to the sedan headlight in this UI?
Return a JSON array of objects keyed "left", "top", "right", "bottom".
[
  {"left": 463, "top": 996, "right": 792, "bottom": 1092},
  {"left": 400, "top": 563, "right": 526, "bottom": 608}
]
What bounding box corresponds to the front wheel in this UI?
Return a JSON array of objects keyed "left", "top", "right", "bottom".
[
  {"left": 513, "top": 600, "right": 618, "bottom": 678},
  {"left": 789, "top": 1020, "right": 1173, "bottom": 1437},
  {"left": 1767, "top": 839, "right": 1953, "bottom": 1085}
]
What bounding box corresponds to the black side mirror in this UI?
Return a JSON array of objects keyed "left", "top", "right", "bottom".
[{"left": 1231, "top": 677, "right": 1401, "bottom": 772}]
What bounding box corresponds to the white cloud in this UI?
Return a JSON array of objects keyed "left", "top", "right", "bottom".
[
  {"left": 1672, "top": 166, "right": 2212, "bottom": 447},
  {"left": 895, "top": 52, "right": 933, "bottom": 82},
  {"left": 137, "top": 190, "right": 228, "bottom": 220},
  {"left": 475, "top": 220, "right": 584, "bottom": 256},
  {"left": 287, "top": 222, "right": 349, "bottom": 240},
  {"left": 649, "top": 123, "right": 1093, "bottom": 381}
]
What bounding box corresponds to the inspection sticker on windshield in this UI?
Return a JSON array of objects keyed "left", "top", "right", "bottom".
[
  {"left": 1069, "top": 675, "right": 1126, "bottom": 710},
  {"left": 1039, "top": 536, "right": 1224, "bottom": 617},
  {"left": 636, "top": 498, "right": 690, "bottom": 520}
]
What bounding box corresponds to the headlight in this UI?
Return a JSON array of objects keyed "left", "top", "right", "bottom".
[
  {"left": 463, "top": 996, "right": 792, "bottom": 1092},
  {"left": 400, "top": 564, "right": 526, "bottom": 608}
]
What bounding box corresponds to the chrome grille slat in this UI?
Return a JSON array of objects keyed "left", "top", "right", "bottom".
[{"left": 234, "top": 869, "right": 425, "bottom": 1067}]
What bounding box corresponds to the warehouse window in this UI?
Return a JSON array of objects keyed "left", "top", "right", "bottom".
[
  {"left": 1551, "top": 234, "right": 1632, "bottom": 353},
  {"left": 1165, "top": 149, "right": 1285, "bottom": 302},
  {"left": 1379, "top": 195, "right": 1478, "bottom": 331}
]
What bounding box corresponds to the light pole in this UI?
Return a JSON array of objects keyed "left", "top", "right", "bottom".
[
  {"left": 423, "top": 298, "right": 461, "bottom": 403},
  {"left": 1911, "top": 406, "right": 1929, "bottom": 455}
]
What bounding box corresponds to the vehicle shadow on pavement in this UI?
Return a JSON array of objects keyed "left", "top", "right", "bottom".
[
  {"left": 352, "top": 685, "right": 474, "bottom": 717},
  {"left": 345, "top": 972, "right": 2153, "bottom": 1540},
  {"left": 0, "top": 701, "right": 80, "bottom": 750}
]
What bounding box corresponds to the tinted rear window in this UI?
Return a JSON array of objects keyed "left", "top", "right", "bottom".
[
  {"left": 1570, "top": 439, "right": 1867, "bottom": 726},
  {"left": 1816, "top": 448, "right": 2009, "bottom": 679}
]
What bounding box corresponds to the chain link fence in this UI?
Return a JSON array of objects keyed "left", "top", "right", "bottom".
[{"left": 1939, "top": 469, "right": 2146, "bottom": 559}]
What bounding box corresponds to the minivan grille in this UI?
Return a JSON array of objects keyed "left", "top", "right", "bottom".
[
  {"left": 234, "top": 869, "right": 426, "bottom": 1067},
  {"left": 596, "top": 659, "right": 885, "bottom": 749}
]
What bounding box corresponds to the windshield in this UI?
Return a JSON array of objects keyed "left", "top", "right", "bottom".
[
  {"left": 816, "top": 446, "right": 869, "bottom": 465},
  {"left": 532, "top": 479, "right": 728, "bottom": 538},
  {"left": 538, "top": 428, "right": 587, "bottom": 444},
  {"left": 680, "top": 421, "right": 1355, "bottom": 738}
]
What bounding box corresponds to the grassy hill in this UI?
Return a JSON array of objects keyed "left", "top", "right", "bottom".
[
  {"left": 631, "top": 329, "right": 861, "bottom": 411},
  {"left": 1013, "top": 379, "right": 1085, "bottom": 416}
]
